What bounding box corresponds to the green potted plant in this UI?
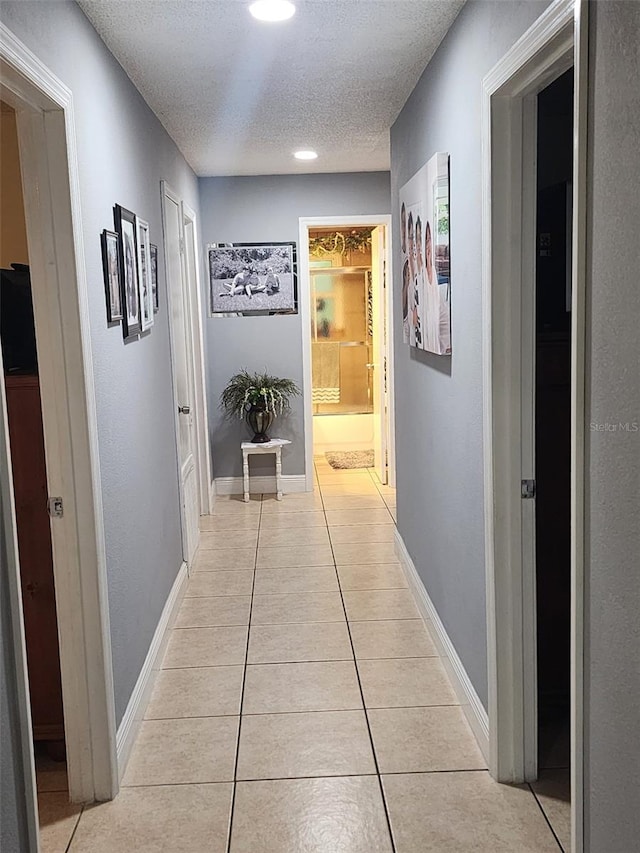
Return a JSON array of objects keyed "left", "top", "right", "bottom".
[{"left": 220, "top": 369, "right": 300, "bottom": 443}]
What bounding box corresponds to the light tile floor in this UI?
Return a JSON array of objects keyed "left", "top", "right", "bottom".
[{"left": 40, "top": 462, "right": 570, "bottom": 852}]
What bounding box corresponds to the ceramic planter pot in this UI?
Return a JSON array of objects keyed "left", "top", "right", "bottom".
[{"left": 246, "top": 405, "right": 274, "bottom": 443}]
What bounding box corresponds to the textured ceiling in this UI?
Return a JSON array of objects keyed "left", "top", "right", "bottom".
[{"left": 78, "top": 0, "right": 465, "bottom": 176}]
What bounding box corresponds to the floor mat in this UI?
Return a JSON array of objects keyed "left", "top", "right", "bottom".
[{"left": 325, "top": 450, "right": 374, "bottom": 469}]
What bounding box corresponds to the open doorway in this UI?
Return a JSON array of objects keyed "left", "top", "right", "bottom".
[
  {"left": 482, "top": 2, "right": 588, "bottom": 850},
  {"left": 534, "top": 70, "right": 573, "bottom": 803},
  {"left": 1, "top": 98, "right": 70, "bottom": 829},
  {"left": 299, "top": 216, "right": 394, "bottom": 490}
]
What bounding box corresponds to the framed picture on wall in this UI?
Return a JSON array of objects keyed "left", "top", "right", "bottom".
[
  {"left": 150, "top": 243, "right": 159, "bottom": 312},
  {"left": 114, "top": 204, "right": 141, "bottom": 340},
  {"left": 208, "top": 241, "right": 298, "bottom": 317},
  {"left": 399, "top": 152, "right": 451, "bottom": 355},
  {"left": 100, "top": 229, "right": 122, "bottom": 323},
  {"left": 136, "top": 218, "right": 154, "bottom": 332}
]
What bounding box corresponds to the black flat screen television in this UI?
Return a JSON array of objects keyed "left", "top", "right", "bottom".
[{"left": 0, "top": 264, "right": 38, "bottom": 374}]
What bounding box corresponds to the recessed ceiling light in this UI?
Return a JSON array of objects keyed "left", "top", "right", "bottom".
[
  {"left": 249, "top": 0, "right": 296, "bottom": 22},
  {"left": 294, "top": 150, "right": 318, "bottom": 161}
]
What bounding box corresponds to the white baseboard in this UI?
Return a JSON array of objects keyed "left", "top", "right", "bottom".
[
  {"left": 215, "top": 474, "right": 306, "bottom": 496},
  {"left": 116, "top": 561, "right": 188, "bottom": 781},
  {"left": 394, "top": 529, "right": 490, "bottom": 763}
]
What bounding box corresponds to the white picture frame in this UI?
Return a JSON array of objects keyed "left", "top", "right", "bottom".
[
  {"left": 136, "top": 217, "right": 154, "bottom": 332},
  {"left": 399, "top": 152, "right": 451, "bottom": 355},
  {"left": 208, "top": 242, "right": 298, "bottom": 317}
]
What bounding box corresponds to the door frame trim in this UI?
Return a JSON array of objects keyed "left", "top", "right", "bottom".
[
  {"left": 0, "top": 20, "right": 119, "bottom": 828},
  {"left": 481, "top": 1, "right": 588, "bottom": 850},
  {"left": 298, "top": 214, "right": 395, "bottom": 489}
]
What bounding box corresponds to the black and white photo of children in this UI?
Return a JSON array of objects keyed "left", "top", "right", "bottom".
[{"left": 208, "top": 243, "right": 296, "bottom": 315}]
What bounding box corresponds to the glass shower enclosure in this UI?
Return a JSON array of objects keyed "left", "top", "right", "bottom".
[{"left": 310, "top": 261, "right": 374, "bottom": 415}]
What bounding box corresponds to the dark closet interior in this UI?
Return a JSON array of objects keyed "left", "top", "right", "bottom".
[{"left": 535, "top": 68, "right": 574, "bottom": 772}]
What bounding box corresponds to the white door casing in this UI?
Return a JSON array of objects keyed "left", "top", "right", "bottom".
[
  {"left": 371, "top": 226, "right": 388, "bottom": 484},
  {"left": 299, "top": 215, "right": 395, "bottom": 491},
  {"left": 161, "top": 183, "right": 199, "bottom": 565},
  {"left": 481, "top": 1, "right": 587, "bottom": 850}
]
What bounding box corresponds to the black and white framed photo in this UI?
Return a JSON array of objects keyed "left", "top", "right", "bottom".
[
  {"left": 136, "top": 218, "right": 153, "bottom": 332},
  {"left": 101, "top": 229, "right": 122, "bottom": 323},
  {"left": 208, "top": 242, "right": 297, "bottom": 317},
  {"left": 150, "top": 243, "right": 159, "bottom": 312},
  {"left": 114, "top": 204, "right": 141, "bottom": 339}
]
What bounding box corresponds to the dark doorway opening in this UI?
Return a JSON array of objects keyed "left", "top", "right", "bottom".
[{"left": 534, "top": 67, "right": 573, "bottom": 817}]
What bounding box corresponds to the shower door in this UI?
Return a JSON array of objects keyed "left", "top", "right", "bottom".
[{"left": 310, "top": 265, "right": 373, "bottom": 415}]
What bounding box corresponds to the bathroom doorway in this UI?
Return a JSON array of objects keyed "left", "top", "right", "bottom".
[{"left": 299, "top": 216, "right": 394, "bottom": 488}]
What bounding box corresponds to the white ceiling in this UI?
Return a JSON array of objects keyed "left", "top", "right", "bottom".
[{"left": 78, "top": 0, "right": 465, "bottom": 177}]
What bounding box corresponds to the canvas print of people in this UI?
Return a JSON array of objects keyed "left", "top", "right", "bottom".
[
  {"left": 399, "top": 152, "right": 451, "bottom": 355},
  {"left": 208, "top": 243, "right": 297, "bottom": 315}
]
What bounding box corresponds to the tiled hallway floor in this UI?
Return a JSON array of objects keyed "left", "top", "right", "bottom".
[{"left": 45, "top": 462, "right": 569, "bottom": 852}]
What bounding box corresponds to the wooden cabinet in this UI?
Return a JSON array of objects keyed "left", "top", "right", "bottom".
[{"left": 5, "top": 374, "right": 64, "bottom": 743}]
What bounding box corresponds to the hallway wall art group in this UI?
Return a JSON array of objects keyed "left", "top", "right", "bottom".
[
  {"left": 399, "top": 152, "right": 451, "bottom": 355},
  {"left": 102, "top": 204, "right": 159, "bottom": 340}
]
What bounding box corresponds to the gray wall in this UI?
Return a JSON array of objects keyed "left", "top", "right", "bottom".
[
  {"left": 584, "top": 3, "right": 640, "bottom": 850},
  {"left": 390, "top": 0, "right": 551, "bottom": 709},
  {"left": 198, "top": 172, "right": 391, "bottom": 479},
  {"left": 1, "top": 1, "right": 198, "bottom": 725}
]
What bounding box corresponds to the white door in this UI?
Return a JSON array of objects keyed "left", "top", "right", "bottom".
[
  {"left": 371, "top": 226, "right": 388, "bottom": 484},
  {"left": 182, "top": 204, "right": 213, "bottom": 515},
  {"left": 161, "top": 183, "right": 199, "bottom": 564}
]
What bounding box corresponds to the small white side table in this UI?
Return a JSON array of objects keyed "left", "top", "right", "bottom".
[{"left": 241, "top": 438, "right": 291, "bottom": 502}]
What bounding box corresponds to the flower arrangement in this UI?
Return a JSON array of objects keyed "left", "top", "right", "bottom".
[
  {"left": 220, "top": 369, "right": 300, "bottom": 419},
  {"left": 309, "top": 229, "right": 372, "bottom": 259}
]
